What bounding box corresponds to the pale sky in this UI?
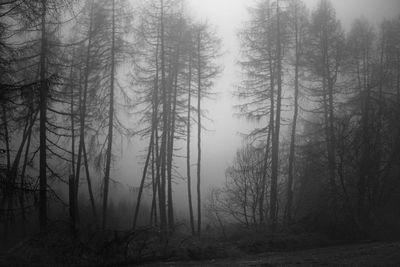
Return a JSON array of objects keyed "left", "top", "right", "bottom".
[{"left": 114, "top": 0, "right": 400, "bottom": 215}]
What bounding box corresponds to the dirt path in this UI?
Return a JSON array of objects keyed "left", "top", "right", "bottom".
[{"left": 144, "top": 242, "right": 400, "bottom": 266}]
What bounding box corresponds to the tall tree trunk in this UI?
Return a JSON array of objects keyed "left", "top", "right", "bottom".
[
  {"left": 70, "top": 51, "right": 76, "bottom": 185},
  {"left": 20, "top": 112, "right": 34, "bottom": 233},
  {"left": 83, "top": 141, "right": 97, "bottom": 222},
  {"left": 133, "top": 128, "right": 154, "bottom": 229},
  {"left": 186, "top": 55, "right": 195, "bottom": 235},
  {"left": 39, "top": 0, "right": 48, "bottom": 231},
  {"left": 151, "top": 37, "right": 160, "bottom": 227},
  {"left": 167, "top": 49, "right": 180, "bottom": 231},
  {"left": 75, "top": 0, "right": 95, "bottom": 226},
  {"left": 150, "top": 132, "right": 158, "bottom": 226},
  {"left": 102, "top": 0, "right": 116, "bottom": 230},
  {"left": 285, "top": 5, "right": 300, "bottom": 223},
  {"left": 196, "top": 31, "right": 202, "bottom": 235},
  {"left": 259, "top": 124, "right": 272, "bottom": 223},
  {"left": 270, "top": 0, "right": 282, "bottom": 229},
  {"left": 260, "top": 5, "right": 275, "bottom": 223},
  {"left": 2, "top": 105, "right": 10, "bottom": 173},
  {"left": 159, "top": 0, "right": 168, "bottom": 238},
  {"left": 69, "top": 53, "right": 77, "bottom": 231}
]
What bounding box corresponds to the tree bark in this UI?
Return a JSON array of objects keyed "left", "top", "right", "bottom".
[
  {"left": 186, "top": 54, "right": 195, "bottom": 235},
  {"left": 285, "top": 3, "right": 300, "bottom": 223},
  {"left": 102, "top": 0, "right": 116, "bottom": 230},
  {"left": 75, "top": 0, "right": 95, "bottom": 226},
  {"left": 196, "top": 30, "right": 202, "bottom": 235},
  {"left": 159, "top": 0, "right": 168, "bottom": 238},
  {"left": 133, "top": 127, "right": 154, "bottom": 229},
  {"left": 83, "top": 141, "right": 97, "bottom": 222},
  {"left": 39, "top": 0, "right": 48, "bottom": 231},
  {"left": 270, "top": 0, "right": 282, "bottom": 229}
]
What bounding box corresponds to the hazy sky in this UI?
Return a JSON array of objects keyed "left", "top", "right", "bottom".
[{"left": 115, "top": 0, "right": 400, "bottom": 213}]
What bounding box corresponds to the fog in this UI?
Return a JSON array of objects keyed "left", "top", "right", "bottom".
[
  {"left": 2, "top": 0, "right": 400, "bottom": 264},
  {"left": 115, "top": 0, "right": 400, "bottom": 215}
]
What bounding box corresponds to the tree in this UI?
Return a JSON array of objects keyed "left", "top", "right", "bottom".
[
  {"left": 238, "top": 0, "right": 286, "bottom": 228},
  {"left": 305, "top": 0, "right": 345, "bottom": 202},
  {"left": 207, "top": 144, "right": 266, "bottom": 227},
  {"left": 284, "top": 0, "right": 308, "bottom": 224},
  {"left": 193, "top": 23, "right": 221, "bottom": 235},
  {"left": 237, "top": 0, "right": 275, "bottom": 224}
]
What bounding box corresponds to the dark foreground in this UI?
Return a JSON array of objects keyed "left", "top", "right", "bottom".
[
  {"left": 145, "top": 242, "right": 400, "bottom": 266},
  {"left": 2, "top": 224, "right": 400, "bottom": 267}
]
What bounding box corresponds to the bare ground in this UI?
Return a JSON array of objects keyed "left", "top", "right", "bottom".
[{"left": 144, "top": 242, "right": 400, "bottom": 266}]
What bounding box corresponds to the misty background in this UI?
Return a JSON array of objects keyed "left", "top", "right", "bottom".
[{"left": 113, "top": 0, "right": 400, "bottom": 217}]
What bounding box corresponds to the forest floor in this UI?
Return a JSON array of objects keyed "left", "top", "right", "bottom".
[
  {"left": 2, "top": 222, "right": 400, "bottom": 266},
  {"left": 145, "top": 242, "right": 400, "bottom": 266}
]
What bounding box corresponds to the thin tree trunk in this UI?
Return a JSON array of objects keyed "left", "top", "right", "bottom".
[
  {"left": 243, "top": 174, "right": 249, "bottom": 227},
  {"left": 151, "top": 35, "right": 160, "bottom": 227},
  {"left": 5, "top": 107, "right": 35, "bottom": 234},
  {"left": 2, "top": 105, "right": 10, "bottom": 173},
  {"left": 9, "top": 110, "right": 38, "bottom": 186},
  {"left": 260, "top": 4, "right": 275, "bottom": 223},
  {"left": 285, "top": 5, "right": 300, "bottom": 223},
  {"left": 20, "top": 112, "right": 33, "bottom": 233},
  {"left": 75, "top": 0, "right": 95, "bottom": 226},
  {"left": 270, "top": 0, "right": 282, "bottom": 229},
  {"left": 196, "top": 31, "right": 202, "bottom": 235},
  {"left": 167, "top": 50, "right": 180, "bottom": 231},
  {"left": 259, "top": 124, "right": 272, "bottom": 223},
  {"left": 159, "top": 0, "right": 168, "bottom": 238},
  {"left": 83, "top": 141, "right": 97, "bottom": 222},
  {"left": 186, "top": 55, "right": 195, "bottom": 235},
  {"left": 69, "top": 52, "right": 77, "bottom": 231},
  {"left": 150, "top": 132, "right": 158, "bottom": 226},
  {"left": 133, "top": 128, "right": 154, "bottom": 229},
  {"left": 39, "top": 0, "right": 48, "bottom": 231},
  {"left": 70, "top": 51, "right": 76, "bottom": 184},
  {"left": 102, "top": 0, "right": 116, "bottom": 230},
  {"left": 1, "top": 104, "right": 11, "bottom": 238}
]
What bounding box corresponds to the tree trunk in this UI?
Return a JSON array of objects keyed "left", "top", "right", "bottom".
[
  {"left": 285, "top": 4, "right": 300, "bottom": 223},
  {"left": 151, "top": 36, "right": 160, "bottom": 227},
  {"left": 133, "top": 128, "right": 154, "bottom": 229},
  {"left": 39, "top": 0, "right": 48, "bottom": 231},
  {"left": 260, "top": 4, "right": 275, "bottom": 223},
  {"left": 83, "top": 141, "right": 97, "bottom": 222},
  {"left": 186, "top": 54, "right": 195, "bottom": 235},
  {"left": 270, "top": 0, "right": 282, "bottom": 229},
  {"left": 2, "top": 105, "right": 10, "bottom": 173},
  {"left": 150, "top": 132, "right": 158, "bottom": 226},
  {"left": 159, "top": 0, "right": 168, "bottom": 238},
  {"left": 196, "top": 31, "right": 202, "bottom": 235},
  {"left": 259, "top": 124, "right": 272, "bottom": 224},
  {"left": 102, "top": 0, "right": 116, "bottom": 230},
  {"left": 75, "top": 0, "right": 95, "bottom": 226},
  {"left": 167, "top": 49, "right": 181, "bottom": 231},
  {"left": 69, "top": 52, "right": 77, "bottom": 231},
  {"left": 20, "top": 112, "right": 34, "bottom": 233}
]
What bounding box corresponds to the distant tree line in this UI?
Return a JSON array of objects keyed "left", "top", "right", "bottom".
[{"left": 209, "top": 0, "right": 400, "bottom": 237}]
